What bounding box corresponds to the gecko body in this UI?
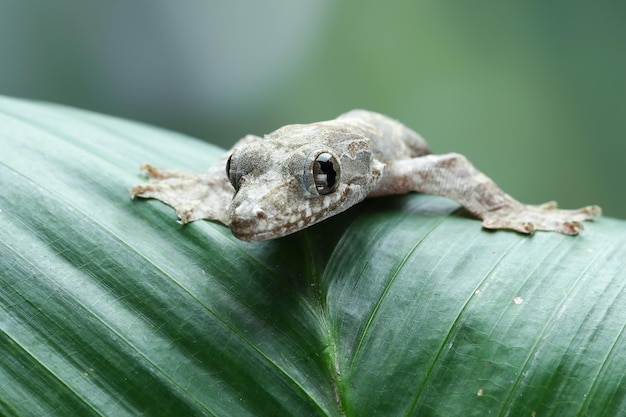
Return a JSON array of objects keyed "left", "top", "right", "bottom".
[{"left": 130, "top": 110, "right": 600, "bottom": 241}]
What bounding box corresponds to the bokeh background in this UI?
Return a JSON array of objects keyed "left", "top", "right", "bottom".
[{"left": 1, "top": 1, "right": 624, "bottom": 217}]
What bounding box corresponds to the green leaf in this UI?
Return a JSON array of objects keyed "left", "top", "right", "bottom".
[{"left": 1, "top": 95, "right": 625, "bottom": 416}]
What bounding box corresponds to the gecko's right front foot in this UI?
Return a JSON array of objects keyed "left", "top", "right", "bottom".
[{"left": 481, "top": 201, "right": 602, "bottom": 235}]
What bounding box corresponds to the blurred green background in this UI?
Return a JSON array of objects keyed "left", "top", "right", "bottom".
[{"left": 1, "top": 1, "right": 624, "bottom": 217}]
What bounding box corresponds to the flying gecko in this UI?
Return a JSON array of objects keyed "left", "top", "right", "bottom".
[{"left": 130, "top": 110, "right": 601, "bottom": 241}]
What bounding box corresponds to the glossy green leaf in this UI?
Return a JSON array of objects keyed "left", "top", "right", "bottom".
[{"left": 1, "top": 96, "right": 625, "bottom": 416}]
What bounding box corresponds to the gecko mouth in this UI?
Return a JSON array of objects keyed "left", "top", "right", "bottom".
[
  {"left": 229, "top": 187, "right": 350, "bottom": 241},
  {"left": 230, "top": 211, "right": 316, "bottom": 242}
]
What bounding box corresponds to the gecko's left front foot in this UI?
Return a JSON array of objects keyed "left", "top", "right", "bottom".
[
  {"left": 481, "top": 202, "right": 602, "bottom": 235},
  {"left": 130, "top": 164, "right": 233, "bottom": 225}
]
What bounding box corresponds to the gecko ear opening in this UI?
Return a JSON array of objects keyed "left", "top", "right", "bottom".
[{"left": 303, "top": 150, "right": 341, "bottom": 195}]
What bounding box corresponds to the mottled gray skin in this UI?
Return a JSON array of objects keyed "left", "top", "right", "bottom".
[{"left": 130, "top": 110, "right": 601, "bottom": 241}]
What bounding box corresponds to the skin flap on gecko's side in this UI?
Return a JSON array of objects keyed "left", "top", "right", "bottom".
[{"left": 129, "top": 109, "right": 601, "bottom": 242}]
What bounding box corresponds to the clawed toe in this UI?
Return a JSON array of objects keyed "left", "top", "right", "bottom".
[
  {"left": 538, "top": 201, "right": 558, "bottom": 210},
  {"left": 557, "top": 220, "right": 585, "bottom": 236},
  {"left": 482, "top": 217, "right": 535, "bottom": 234},
  {"left": 139, "top": 164, "right": 163, "bottom": 178},
  {"left": 576, "top": 205, "right": 602, "bottom": 218},
  {"left": 177, "top": 208, "right": 194, "bottom": 224},
  {"left": 129, "top": 184, "right": 153, "bottom": 198},
  {"left": 139, "top": 164, "right": 191, "bottom": 180}
]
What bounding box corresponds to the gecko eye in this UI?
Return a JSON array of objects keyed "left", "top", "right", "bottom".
[{"left": 305, "top": 151, "right": 340, "bottom": 195}]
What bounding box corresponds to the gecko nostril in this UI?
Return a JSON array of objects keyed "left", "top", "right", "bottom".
[{"left": 255, "top": 209, "right": 266, "bottom": 219}]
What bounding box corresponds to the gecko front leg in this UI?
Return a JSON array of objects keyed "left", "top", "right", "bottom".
[
  {"left": 372, "top": 153, "right": 601, "bottom": 235},
  {"left": 129, "top": 161, "right": 233, "bottom": 225},
  {"left": 129, "top": 135, "right": 261, "bottom": 225}
]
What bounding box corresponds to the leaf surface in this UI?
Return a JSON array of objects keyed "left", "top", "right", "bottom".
[{"left": 1, "top": 96, "right": 625, "bottom": 416}]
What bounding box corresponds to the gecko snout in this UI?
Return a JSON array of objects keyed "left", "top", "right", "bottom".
[{"left": 228, "top": 201, "right": 274, "bottom": 241}]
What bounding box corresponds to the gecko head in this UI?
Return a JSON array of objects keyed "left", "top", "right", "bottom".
[{"left": 225, "top": 124, "right": 384, "bottom": 241}]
